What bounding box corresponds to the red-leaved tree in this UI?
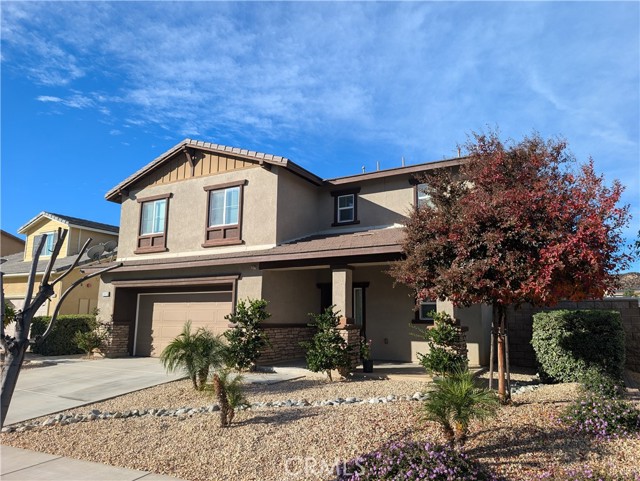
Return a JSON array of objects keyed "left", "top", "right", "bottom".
[{"left": 392, "top": 131, "right": 631, "bottom": 402}]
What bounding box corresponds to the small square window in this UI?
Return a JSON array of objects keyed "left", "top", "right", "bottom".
[
  {"left": 331, "top": 188, "right": 360, "bottom": 226},
  {"left": 337, "top": 194, "right": 355, "bottom": 223},
  {"left": 413, "top": 299, "right": 437, "bottom": 324}
]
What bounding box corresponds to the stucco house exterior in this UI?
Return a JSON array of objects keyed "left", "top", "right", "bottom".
[
  {"left": 1, "top": 212, "right": 119, "bottom": 317},
  {"left": 1, "top": 230, "right": 25, "bottom": 257},
  {"left": 97, "top": 139, "right": 493, "bottom": 366}
]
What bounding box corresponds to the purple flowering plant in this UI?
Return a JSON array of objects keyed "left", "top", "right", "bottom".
[
  {"left": 336, "top": 440, "right": 501, "bottom": 481},
  {"left": 561, "top": 392, "right": 640, "bottom": 439}
]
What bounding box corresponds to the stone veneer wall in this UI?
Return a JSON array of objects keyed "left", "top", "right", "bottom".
[
  {"left": 106, "top": 324, "right": 130, "bottom": 357},
  {"left": 339, "top": 325, "right": 362, "bottom": 369},
  {"left": 258, "top": 326, "right": 314, "bottom": 365},
  {"left": 506, "top": 299, "right": 640, "bottom": 372}
]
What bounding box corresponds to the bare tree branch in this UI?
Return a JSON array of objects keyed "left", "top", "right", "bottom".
[
  {"left": 0, "top": 272, "right": 8, "bottom": 352},
  {"left": 50, "top": 237, "right": 92, "bottom": 288},
  {"left": 37, "top": 262, "right": 122, "bottom": 342},
  {"left": 22, "top": 235, "right": 47, "bottom": 312},
  {"left": 41, "top": 228, "right": 68, "bottom": 286}
]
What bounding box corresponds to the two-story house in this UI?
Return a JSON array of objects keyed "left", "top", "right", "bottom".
[
  {"left": 1, "top": 212, "right": 119, "bottom": 317},
  {"left": 98, "top": 139, "right": 492, "bottom": 366}
]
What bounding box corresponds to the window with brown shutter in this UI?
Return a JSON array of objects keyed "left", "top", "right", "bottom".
[
  {"left": 135, "top": 193, "right": 171, "bottom": 254},
  {"left": 202, "top": 180, "right": 246, "bottom": 247}
]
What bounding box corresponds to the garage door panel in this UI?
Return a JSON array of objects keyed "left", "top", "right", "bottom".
[{"left": 135, "top": 292, "right": 233, "bottom": 357}]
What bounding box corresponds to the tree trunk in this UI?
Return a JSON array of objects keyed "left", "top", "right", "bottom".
[
  {"left": 0, "top": 340, "right": 29, "bottom": 427},
  {"left": 213, "top": 373, "right": 232, "bottom": 427},
  {"left": 495, "top": 304, "right": 510, "bottom": 403},
  {"left": 489, "top": 309, "right": 496, "bottom": 391}
]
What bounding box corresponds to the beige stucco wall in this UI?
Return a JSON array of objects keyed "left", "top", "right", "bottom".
[
  {"left": 23, "top": 219, "right": 69, "bottom": 262},
  {"left": 438, "top": 301, "right": 492, "bottom": 367},
  {"left": 1, "top": 232, "right": 25, "bottom": 256},
  {"left": 275, "top": 169, "right": 321, "bottom": 242},
  {"left": 261, "top": 269, "right": 319, "bottom": 324},
  {"left": 117, "top": 165, "right": 278, "bottom": 258},
  {"left": 97, "top": 264, "right": 264, "bottom": 324},
  {"left": 317, "top": 176, "right": 414, "bottom": 232}
]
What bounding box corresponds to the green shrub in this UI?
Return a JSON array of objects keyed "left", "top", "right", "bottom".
[
  {"left": 74, "top": 322, "right": 112, "bottom": 355},
  {"left": 579, "top": 366, "right": 625, "bottom": 399},
  {"left": 30, "top": 315, "right": 96, "bottom": 355},
  {"left": 301, "top": 306, "right": 351, "bottom": 381},
  {"left": 224, "top": 298, "right": 271, "bottom": 371},
  {"left": 531, "top": 310, "right": 625, "bottom": 383},
  {"left": 416, "top": 311, "right": 468, "bottom": 377}
]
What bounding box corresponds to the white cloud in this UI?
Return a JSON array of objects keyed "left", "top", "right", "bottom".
[{"left": 36, "top": 95, "right": 63, "bottom": 103}]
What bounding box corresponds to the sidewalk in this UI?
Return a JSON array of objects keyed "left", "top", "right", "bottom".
[{"left": 1, "top": 445, "right": 186, "bottom": 481}]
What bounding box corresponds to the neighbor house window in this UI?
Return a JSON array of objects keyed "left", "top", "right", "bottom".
[
  {"left": 136, "top": 193, "right": 171, "bottom": 254},
  {"left": 203, "top": 180, "right": 246, "bottom": 247},
  {"left": 331, "top": 187, "right": 361, "bottom": 226},
  {"left": 33, "top": 231, "right": 58, "bottom": 257},
  {"left": 414, "top": 299, "right": 437, "bottom": 324}
]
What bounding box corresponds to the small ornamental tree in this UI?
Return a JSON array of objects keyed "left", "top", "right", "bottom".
[
  {"left": 392, "top": 130, "right": 630, "bottom": 402},
  {"left": 224, "top": 298, "right": 271, "bottom": 371}
]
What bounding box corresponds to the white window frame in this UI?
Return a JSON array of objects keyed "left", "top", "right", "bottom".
[
  {"left": 417, "top": 183, "right": 433, "bottom": 209},
  {"left": 337, "top": 194, "right": 355, "bottom": 223},
  {"left": 140, "top": 199, "right": 167, "bottom": 236},
  {"left": 208, "top": 186, "right": 240, "bottom": 228},
  {"left": 42, "top": 232, "right": 56, "bottom": 256},
  {"left": 419, "top": 300, "right": 437, "bottom": 321}
]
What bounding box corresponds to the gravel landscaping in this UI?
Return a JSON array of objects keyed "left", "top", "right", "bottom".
[{"left": 2, "top": 374, "right": 639, "bottom": 480}]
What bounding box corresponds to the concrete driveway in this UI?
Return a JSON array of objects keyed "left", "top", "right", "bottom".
[{"left": 4, "top": 356, "right": 184, "bottom": 426}]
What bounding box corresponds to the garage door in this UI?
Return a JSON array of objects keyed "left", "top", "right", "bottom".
[{"left": 135, "top": 292, "right": 233, "bottom": 357}]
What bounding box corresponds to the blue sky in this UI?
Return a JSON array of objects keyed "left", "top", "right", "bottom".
[{"left": 1, "top": 1, "right": 639, "bottom": 270}]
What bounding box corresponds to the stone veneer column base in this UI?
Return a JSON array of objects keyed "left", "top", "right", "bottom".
[
  {"left": 106, "top": 324, "right": 130, "bottom": 357},
  {"left": 258, "top": 326, "right": 314, "bottom": 365},
  {"left": 339, "top": 325, "right": 361, "bottom": 370}
]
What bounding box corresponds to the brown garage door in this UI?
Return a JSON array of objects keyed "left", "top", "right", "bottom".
[{"left": 135, "top": 292, "right": 232, "bottom": 357}]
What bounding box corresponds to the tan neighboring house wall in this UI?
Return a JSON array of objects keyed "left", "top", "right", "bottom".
[
  {"left": 1, "top": 213, "right": 118, "bottom": 321},
  {"left": 1, "top": 230, "right": 25, "bottom": 257},
  {"left": 23, "top": 219, "right": 70, "bottom": 262}
]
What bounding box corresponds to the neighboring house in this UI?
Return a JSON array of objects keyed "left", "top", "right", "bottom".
[
  {"left": 1, "top": 230, "right": 25, "bottom": 257},
  {"left": 1, "top": 212, "right": 119, "bottom": 318},
  {"left": 97, "top": 139, "right": 493, "bottom": 366}
]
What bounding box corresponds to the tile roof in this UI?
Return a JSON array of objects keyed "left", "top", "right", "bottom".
[
  {"left": 111, "top": 226, "right": 405, "bottom": 271},
  {"left": 18, "top": 212, "right": 119, "bottom": 234},
  {"left": 105, "top": 138, "right": 323, "bottom": 202}
]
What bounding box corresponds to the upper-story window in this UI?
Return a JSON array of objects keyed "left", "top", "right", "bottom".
[
  {"left": 136, "top": 193, "right": 171, "bottom": 254},
  {"left": 33, "top": 231, "right": 58, "bottom": 257},
  {"left": 416, "top": 183, "right": 434, "bottom": 209},
  {"left": 331, "top": 187, "right": 361, "bottom": 227},
  {"left": 203, "top": 180, "right": 246, "bottom": 247}
]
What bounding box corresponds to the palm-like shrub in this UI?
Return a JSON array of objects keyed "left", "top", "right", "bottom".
[
  {"left": 160, "top": 321, "right": 226, "bottom": 390},
  {"left": 423, "top": 369, "right": 499, "bottom": 447},
  {"left": 212, "top": 369, "right": 247, "bottom": 427}
]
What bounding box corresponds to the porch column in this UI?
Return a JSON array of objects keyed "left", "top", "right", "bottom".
[{"left": 332, "top": 266, "right": 353, "bottom": 325}]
